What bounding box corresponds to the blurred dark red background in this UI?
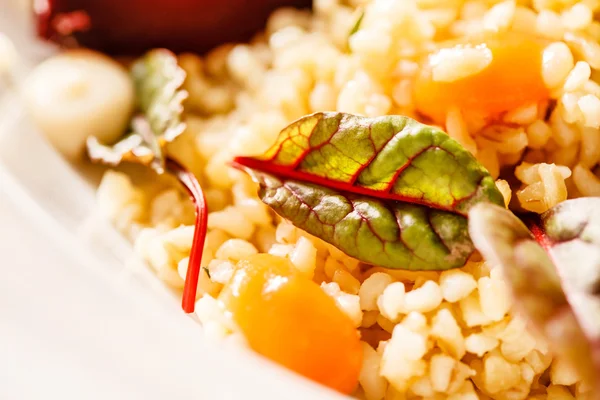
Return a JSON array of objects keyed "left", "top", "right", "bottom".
[{"left": 36, "top": 0, "right": 313, "bottom": 55}]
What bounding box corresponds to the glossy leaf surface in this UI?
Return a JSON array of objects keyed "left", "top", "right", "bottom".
[
  {"left": 235, "top": 112, "right": 503, "bottom": 270},
  {"left": 235, "top": 113, "right": 502, "bottom": 214}
]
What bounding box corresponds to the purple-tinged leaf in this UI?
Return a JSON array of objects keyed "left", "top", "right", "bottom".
[{"left": 469, "top": 200, "right": 600, "bottom": 391}]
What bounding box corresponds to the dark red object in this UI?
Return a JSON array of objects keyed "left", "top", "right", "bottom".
[
  {"left": 521, "top": 213, "right": 553, "bottom": 251},
  {"left": 35, "top": 0, "right": 312, "bottom": 55},
  {"left": 166, "top": 158, "right": 208, "bottom": 314}
]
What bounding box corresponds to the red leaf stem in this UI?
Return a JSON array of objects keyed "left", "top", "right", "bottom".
[
  {"left": 231, "top": 156, "right": 465, "bottom": 215},
  {"left": 521, "top": 213, "right": 553, "bottom": 251},
  {"left": 166, "top": 158, "right": 208, "bottom": 314}
]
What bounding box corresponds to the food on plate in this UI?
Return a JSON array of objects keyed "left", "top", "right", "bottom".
[
  {"left": 23, "top": 0, "right": 600, "bottom": 398},
  {"left": 23, "top": 49, "right": 133, "bottom": 159}
]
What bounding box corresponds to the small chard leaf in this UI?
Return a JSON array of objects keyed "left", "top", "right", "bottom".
[
  {"left": 87, "top": 49, "right": 187, "bottom": 173},
  {"left": 86, "top": 50, "right": 206, "bottom": 314},
  {"left": 234, "top": 112, "right": 503, "bottom": 270},
  {"left": 469, "top": 200, "right": 600, "bottom": 388},
  {"left": 539, "top": 198, "right": 600, "bottom": 367},
  {"left": 468, "top": 204, "right": 581, "bottom": 329}
]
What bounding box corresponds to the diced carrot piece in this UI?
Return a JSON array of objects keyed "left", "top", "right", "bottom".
[
  {"left": 220, "top": 254, "right": 362, "bottom": 394},
  {"left": 414, "top": 33, "right": 550, "bottom": 124}
]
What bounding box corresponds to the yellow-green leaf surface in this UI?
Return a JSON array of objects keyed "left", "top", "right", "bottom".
[{"left": 234, "top": 112, "right": 503, "bottom": 270}]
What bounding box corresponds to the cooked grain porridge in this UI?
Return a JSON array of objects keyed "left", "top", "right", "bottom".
[{"left": 20, "top": 0, "right": 600, "bottom": 398}]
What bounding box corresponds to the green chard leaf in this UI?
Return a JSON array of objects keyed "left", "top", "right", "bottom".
[
  {"left": 469, "top": 199, "right": 600, "bottom": 389},
  {"left": 234, "top": 112, "right": 503, "bottom": 270},
  {"left": 87, "top": 49, "right": 188, "bottom": 173}
]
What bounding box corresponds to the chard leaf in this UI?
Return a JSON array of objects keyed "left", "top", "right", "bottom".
[
  {"left": 540, "top": 198, "right": 600, "bottom": 365},
  {"left": 234, "top": 112, "right": 503, "bottom": 270},
  {"left": 469, "top": 200, "right": 600, "bottom": 388},
  {"left": 85, "top": 49, "right": 208, "bottom": 314},
  {"left": 87, "top": 49, "right": 187, "bottom": 173},
  {"left": 244, "top": 169, "right": 473, "bottom": 270}
]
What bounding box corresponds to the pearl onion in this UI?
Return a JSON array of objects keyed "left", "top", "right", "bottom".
[{"left": 24, "top": 50, "right": 134, "bottom": 159}]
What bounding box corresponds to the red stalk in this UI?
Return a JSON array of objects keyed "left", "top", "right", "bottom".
[
  {"left": 521, "top": 214, "right": 553, "bottom": 251},
  {"left": 231, "top": 156, "right": 468, "bottom": 215},
  {"left": 166, "top": 158, "right": 208, "bottom": 313}
]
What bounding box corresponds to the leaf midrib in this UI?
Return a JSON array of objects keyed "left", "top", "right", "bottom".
[{"left": 232, "top": 154, "right": 470, "bottom": 216}]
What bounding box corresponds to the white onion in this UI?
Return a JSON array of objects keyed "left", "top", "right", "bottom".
[{"left": 23, "top": 49, "right": 134, "bottom": 160}]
